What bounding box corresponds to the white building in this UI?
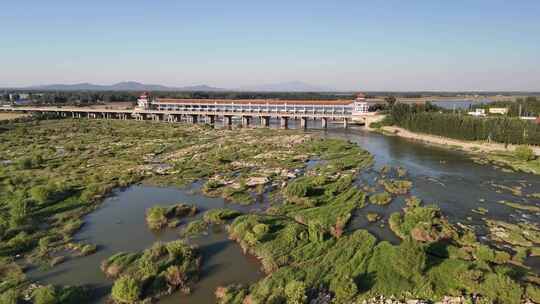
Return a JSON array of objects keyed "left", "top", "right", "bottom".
[
  {"left": 352, "top": 93, "right": 370, "bottom": 114},
  {"left": 468, "top": 108, "right": 486, "bottom": 117},
  {"left": 136, "top": 92, "right": 373, "bottom": 116},
  {"left": 136, "top": 92, "right": 151, "bottom": 110}
]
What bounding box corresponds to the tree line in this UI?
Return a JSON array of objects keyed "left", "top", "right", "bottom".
[
  {"left": 2, "top": 90, "right": 359, "bottom": 105},
  {"left": 471, "top": 96, "right": 540, "bottom": 117},
  {"left": 389, "top": 103, "right": 540, "bottom": 145}
]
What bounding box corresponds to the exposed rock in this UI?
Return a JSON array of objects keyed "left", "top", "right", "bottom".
[{"left": 246, "top": 176, "right": 269, "bottom": 187}]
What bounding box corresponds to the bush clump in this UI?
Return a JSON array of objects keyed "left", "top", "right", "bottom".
[
  {"left": 203, "top": 208, "right": 242, "bottom": 224},
  {"left": 515, "top": 145, "right": 536, "bottom": 161},
  {"left": 369, "top": 192, "right": 392, "bottom": 205},
  {"left": 389, "top": 205, "right": 456, "bottom": 243},
  {"left": 101, "top": 240, "right": 201, "bottom": 302},
  {"left": 381, "top": 179, "right": 413, "bottom": 194},
  {"left": 32, "top": 285, "right": 57, "bottom": 304},
  {"left": 111, "top": 276, "right": 141, "bottom": 304},
  {"left": 146, "top": 203, "right": 197, "bottom": 230}
]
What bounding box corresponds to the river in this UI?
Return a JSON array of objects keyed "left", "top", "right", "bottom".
[{"left": 28, "top": 124, "right": 540, "bottom": 303}]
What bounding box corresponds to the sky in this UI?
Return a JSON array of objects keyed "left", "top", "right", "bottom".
[{"left": 1, "top": 0, "right": 539, "bottom": 91}]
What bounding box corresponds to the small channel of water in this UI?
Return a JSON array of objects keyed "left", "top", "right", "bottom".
[{"left": 28, "top": 184, "right": 264, "bottom": 304}]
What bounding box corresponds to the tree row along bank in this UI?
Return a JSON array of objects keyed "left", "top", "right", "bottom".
[
  {"left": 0, "top": 118, "right": 538, "bottom": 304},
  {"left": 388, "top": 104, "right": 540, "bottom": 145},
  {"left": 372, "top": 103, "right": 540, "bottom": 175}
]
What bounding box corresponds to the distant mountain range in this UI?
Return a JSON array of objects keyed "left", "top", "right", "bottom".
[
  {"left": 23, "top": 81, "right": 225, "bottom": 92},
  {"left": 239, "top": 81, "right": 332, "bottom": 92},
  {"left": 8, "top": 80, "right": 333, "bottom": 92}
]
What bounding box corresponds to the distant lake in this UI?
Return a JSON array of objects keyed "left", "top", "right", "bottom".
[{"left": 432, "top": 99, "right": 494, "bottom": 110}]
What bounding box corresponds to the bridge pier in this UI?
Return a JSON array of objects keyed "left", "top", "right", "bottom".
[
  {"left": 321, "top": 117, "right": 328, "bottom": 129},
  {"left": 261, "top": 116, "right": 270, "bottom": 128},
  {"left": 280, "top": 117, "right": 288, "bottom": 129},
  {"left": 223, "top": 115, "right": 232, "bottom": 127},
  {"left": 241, "top": 116, "right": 251, "bottom": 127},
  {"left": 300, "top": 117, "right": 307, "bottom": 130}
]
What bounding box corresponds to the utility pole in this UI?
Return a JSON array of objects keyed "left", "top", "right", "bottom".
[{"left": 518, "top": 104, "right": 522, "bottom": 117}]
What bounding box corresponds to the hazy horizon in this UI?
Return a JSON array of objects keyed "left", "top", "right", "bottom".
[{"left": 1, "top": 1, "right": 539, "bottom": 91}]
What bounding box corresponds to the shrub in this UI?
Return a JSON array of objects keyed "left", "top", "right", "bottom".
[
  {"left": 203, "top": 208, "right": 241, "bottom": 224},
  {"left": 146, "top": 206, "right": 167, "bottom": 230},
  {"left": 56, "top": 286, "right": 89, "bottom": 304},
  {"left": 183, "top": 219, "right": 208, "bottom": 236},
  {"left": 479, "top": 272, "right": 522, "bottom": 304},
  {"left": 252, "top": 224, "right": 269, "bottom": 239},
  {"left": 111, "top": 276, "right": 141, "bottom": 303},
  {"left": 330, "top": 275, "right": 358, "bottom": 302},
  {"left": 33, "top": 285, "right": 57, "bottom": 304},
  {"left": 17, "top": 157, "right": 33, "bottom": 169},
  {"left": 0, "top": 289, "right": 19, "bottom": 304},
  {"left": 165, "top": 266, "right": 187, "bottom": 287},
  {"left": 284, "top": 281, "right": 307, "bottom": 304},
  {"left": 369, "top": 192, "right": 392, "bottom": 205},
  {"left": 30, "top": 185, "right": 54, "bottom": 205},
  {"left": 396, "top": 238, "right": 426, "bottom": 277},
  {"left": 526, "top": 284, "right": 540, "bottom": 303},
  {"left": 8, "top": 199, "right": 29, "bottom": 228},
  {"left": 285, "top": 177, "right": 315, "bottom": 198},
  {"left": 515, "top": 145, "right": 535, "bottom": 161}
]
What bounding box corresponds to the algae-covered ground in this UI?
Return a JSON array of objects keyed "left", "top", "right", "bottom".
[
  {"left": 472, "top": 151, "right": 540, "bottom": 176},
  {"left": 0, "top": 119, "right": 321, "bottom": 303},
  {"left": 220, "top": 141, "right": 540, "bottom": 303},
  {"left": 1, "top": 118, "right": 539, "bottom": 304}
]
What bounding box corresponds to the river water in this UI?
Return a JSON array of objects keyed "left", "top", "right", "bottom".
[{"left": 28, "top": 124, "right": 540, "bottom": 303}]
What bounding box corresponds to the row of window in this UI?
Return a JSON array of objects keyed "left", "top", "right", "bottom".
[{"left": 154, "top": 103, "right": 354, "bottom": 114}]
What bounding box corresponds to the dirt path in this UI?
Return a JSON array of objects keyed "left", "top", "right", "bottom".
[
  {"left": 0, "top": 112, "right": 29, "bottom": 121},
  {"left": 381, "top": 126, "right": 540, "bottom": 156}
]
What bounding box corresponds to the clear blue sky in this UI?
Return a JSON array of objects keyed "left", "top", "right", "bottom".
[{"left": 1, "top": 0, "right": 539, "bottom": 91}]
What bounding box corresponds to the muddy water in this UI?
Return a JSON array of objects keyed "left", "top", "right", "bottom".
[{"left": 29, "top": 124, "right": 540, "bottom": 303}]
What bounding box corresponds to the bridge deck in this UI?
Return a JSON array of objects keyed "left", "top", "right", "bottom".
[{"left": 3, "top": 106, "right": 363, "bottom": 119}]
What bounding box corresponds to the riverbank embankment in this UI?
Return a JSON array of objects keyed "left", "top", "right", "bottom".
[{"left": 380, "top": 126, "right": 540, "bottom": 156}]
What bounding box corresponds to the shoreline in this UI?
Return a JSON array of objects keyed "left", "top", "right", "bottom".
[
  {"left": 377, "top": 126, "right": 540, "bottom": 175},
  {"left": 379, "top": 126, "right": 540, "bottom": 156}
]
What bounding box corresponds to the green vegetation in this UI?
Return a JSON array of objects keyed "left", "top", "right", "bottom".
[
  {"left": 220, "top": 137, "right": 538, "bottom": 303},
  {"left": 29, "top": 285, "right": 89, "bottom": 304},
  {"left": 485, "top": 219, "right": 540, "bottom": 249},
  {"left": 389, "top": 103, "right": 540, "bottom": 145},
  {"left": 2, "top": 118, "right": 539, "bottom": 303},
  {"left": 145, "top": 203, "right": 197, "bottom": 230},
  {"left": 366, "top": 212, "right": 381, "bottom": 222},
  {"left": 498, "top": 200, "right": 540, "bottom": 212},
  {"left": 0, "top": 119, "right": 328, "bottom": 298},
  {"left": 369, "top": 192, "right": 392, "bottom": 205},
  {"left": 111, "top": 276, "right": 141, "bottom": 304},
  {"left": 515, "top": 145, "right": 536, "bottom": 161},
  {"left": 203, "top": 208, "right": 242, "bottom": 224},
  {"left": 381, "top": 179, "right": 412, "bottom": 194},
  {"left": 182, "top": 219, "right": 209, "bottom": 236},
  {"left": 226, "top": 211, "right": 531, "bottom": 303},
  {"left": 472, "top": 96, "right": 540, "bottom": 117},
  {"left": 101, "top": 240, "right": 200, "bottom": 302},
  {"left": 477, "top": 151, "right": 540, "bottom": 175},
  {"left": 389, "top": 204, "right": 456, "bottom": 243}
]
